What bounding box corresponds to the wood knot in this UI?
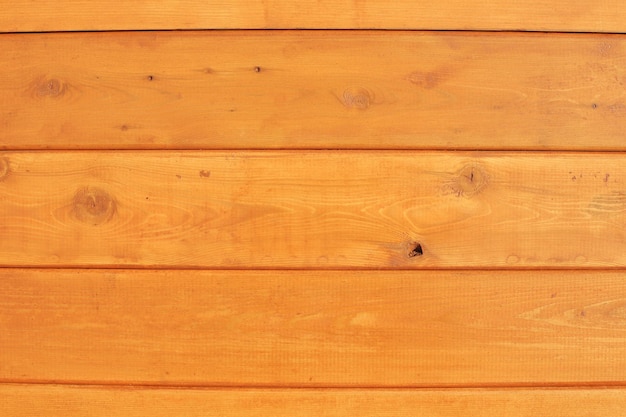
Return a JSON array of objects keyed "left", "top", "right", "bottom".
[
  {"left": 446, "top": 164, "right": 489, "bottom": 197},
  {"left": 341, "top": 87, "right": 372, "bottom": 109},
  {"left": 36, "top": 78, "right": 65, "bottom": 97},
  {"left": 597, "top": 42, "right": 615, "bottom": 57},
  {"left": 407, "top": 71, "right": 441, "bottom": 89},
  {"left": 72, "top": 186, "right": 116, "bottom": 225},
  {"left": 0, "top": 157, "right": 9, "bottom": 180},
  {"left": 408, "top": 242, "right": 424, "bottom": 257}
]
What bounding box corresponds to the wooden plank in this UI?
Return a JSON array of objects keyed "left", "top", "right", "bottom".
[
  {"left": 0, "top": 151, "right": 625, "bottom": 268},
  {"left": 3, "top": 385, "right": 626, "bottom": 417},
  {"left": 1, "top": 1, "right": 626, "bottom": 33},
  {"left": 2, "top": 31, "right": 626, "bottom": 151},
  {"left": 3, "top": 269, "right": 626, "bottom": 385}
]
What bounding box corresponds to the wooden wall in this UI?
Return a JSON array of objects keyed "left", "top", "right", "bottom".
[{"left": 2, "top": 2, "right": 626, "bottom": 414}]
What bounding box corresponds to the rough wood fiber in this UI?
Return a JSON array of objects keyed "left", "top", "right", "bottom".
[
  {"left": 2, "top": 32, "right": 626, "bottom": 150},
  {"left": 1, "top": 0, "right": 626, "bottom": 32},
  {"left": 3, "top": 269, "right": 626, "bottom": 385},
  {"left": 0, "top": 151, "right": 624, "bottom": 268},
  {"left": 2, "top": 385, "right": 625, "bottom": 417}
]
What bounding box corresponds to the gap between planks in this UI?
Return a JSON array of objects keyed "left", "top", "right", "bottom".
[
  {"left": 3, "top": 379, "right": 626, "bottom": 390},
  {"left": 3, "top": 266, "right": 626, "bottom": 272},
  {"left": 5, "top": 29, "right": 626, "bottom": 35}
]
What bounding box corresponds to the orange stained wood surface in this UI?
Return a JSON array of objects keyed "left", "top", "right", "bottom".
[
  {"left": 1, "top": 2, "right": 626, "bottom": 416},
  {"left": 2, "top": 269, "right": 626, "bottom": 386},
  {"left": 1, "top": 0, "right": 626, "bottom": 33},
  {"left": 2, "top": 31, "right": 626, "bottom": 150},
  {"left": 0, "top": 151, "right": 625, "bottom": 268},
  {"left": 3, "top": 385, "right": 626, "bottom": 417}
]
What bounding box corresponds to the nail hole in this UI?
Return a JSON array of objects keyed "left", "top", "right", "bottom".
[
  {"left": 147, "top": 75, "right": 154, "bottom": 81},
  {"left": 254, "top": 66, "right": 261, "bottom": 73}
]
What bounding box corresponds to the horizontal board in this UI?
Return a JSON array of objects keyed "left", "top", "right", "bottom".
[
  {"left": 3, "top": 385, "right": 626, "bottom": 417},
  {"left": 2, "top": 31, "right": 626, "bottom": 150},
  {"left": 1, "top": 1, "right": 626, "bottom": 32},
  {"left": 3, "top": 269, "right": 626, "bottom": 385},
  {"left": 1, "top": 151, "right": 625, "bottom": 268}
]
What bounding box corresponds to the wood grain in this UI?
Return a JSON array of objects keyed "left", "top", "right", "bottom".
[
  {"left": 2, "top": 31, "right": 626, "bottom": 150},
  {"left": 1, "top": 1, "right": 626, "bottom": 32},
  {"left": 3, "top": 385, "right": 626, "bottom": 416},
  {"left": 1, "top": 151, "right": 625, "bottom": 268},
  {"left": 3, "top": 269, "right": 626, "bottom": 385}
]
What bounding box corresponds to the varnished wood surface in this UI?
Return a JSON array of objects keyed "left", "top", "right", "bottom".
[
  {"left": 2, "top": 31, "right": 626, "bottom": 150},
  {"left": 1, "top": 1, "right": 626, "bottom": 33},
  {"left": 3, "top": 269, "right": 626, "bottom": 386},
  {"left": 2, "top": 385, "right": 625, "bottom": 416},
  {"left": 0, "top": 151, "right": 625, "bottom": 268},
  {"left": 3, "top": 6, "right": 626, "bottom": 407}
]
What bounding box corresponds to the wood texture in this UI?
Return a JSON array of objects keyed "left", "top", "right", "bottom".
[
  {"left": 3, "top": 0, "right": 626, "bottom": 410},
  {"left": 0, "top": 151, "right": 625, "bottom": 268},
  {"left": 3, "top": 385, "right": 626, "bottom": 416},
  {"left": 3, "top": 269, "right": 626, "bottom": 385},
  {"left": 2, "top": 31, "right": 626, "bottom": 150},
  {"left": 1, "top": 1, "right": 626, "bottom": 33}
]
